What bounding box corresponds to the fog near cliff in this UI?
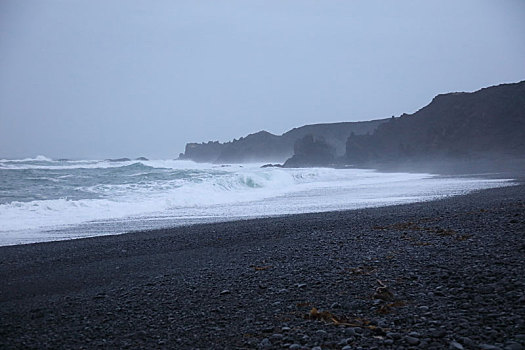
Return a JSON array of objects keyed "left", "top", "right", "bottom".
[{"left": 1, "top": 0, "right": 524, "bottom": 159}]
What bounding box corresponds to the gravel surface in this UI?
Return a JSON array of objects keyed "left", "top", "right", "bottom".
[{"left": 1, "top": 181, "right": 524, "bottom": 349}]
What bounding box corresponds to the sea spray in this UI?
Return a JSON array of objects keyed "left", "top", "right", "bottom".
[{"left": 0, "top": 157, "right": 514, "bottom": 246}]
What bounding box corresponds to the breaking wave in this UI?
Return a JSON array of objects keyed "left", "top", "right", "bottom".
[{"left": 0, "top": 157, "right": 514, "bottom": 245}]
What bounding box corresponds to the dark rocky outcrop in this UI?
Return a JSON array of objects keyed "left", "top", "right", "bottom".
[
  {"left": 178, "top": 119, "right": 387, "bottom": 163},
  {"left": 283, "top": 135, "right": 336, "bottom": 168},
  {"left": 178, "top": 141, "right": 225, "bottom": 163},
  {"left": 281, "top": 120, "right": 387, "bottom": 157},
  {"left": 215, "top": 131, "right": 288, "bottom": 163},
  {"left": 260, "top": 163, "right": 283, "bottom": 168},
  {"left": 345, "top": 81, "right": 525, "bottom": 165},
  {"left": 180, "top": 80, "right": 525, "bottom": 169}
]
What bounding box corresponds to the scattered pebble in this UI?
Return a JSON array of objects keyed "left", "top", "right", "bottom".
[
  {"left": 450, "top": 340, "right": 464, "bottom": 350},
  {"left": 1, "top": 184, "right": 524, "bottom": 349}
]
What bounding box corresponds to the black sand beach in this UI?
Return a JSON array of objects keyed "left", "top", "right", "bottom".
[{"left": 1, "top": 181, "right": 524, "bottom": 349}]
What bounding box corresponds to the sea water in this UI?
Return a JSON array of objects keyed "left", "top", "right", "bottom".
[{"left": 0, "top": 156, "right": 513, "bottom": 246}]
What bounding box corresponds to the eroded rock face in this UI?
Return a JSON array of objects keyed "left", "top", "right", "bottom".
[
  {"left": 283, "top": 134, "right": 335, "bottom": 168},
  {"left": 179, "top": 81, "right": 525, "bottom": 167},
  {"left": 179, "top": 141, "right": 225, "bottom": 163},
  {"left": 178, "top": 119, "right": 388, "bottom": 163},
  {"left": 346, "top": 81, "right": 525, "bottom": 164}
]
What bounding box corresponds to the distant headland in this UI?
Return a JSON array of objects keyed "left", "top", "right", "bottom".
[{"left": 179, "top": 81, "right": 525, "bottom": 173}]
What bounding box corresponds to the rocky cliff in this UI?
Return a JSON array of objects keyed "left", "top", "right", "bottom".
[
  {"left": 283, "top": 135, "right": 336, "bottom": 168},
  {"left": 179, "top": 119, "right": 388, "bottom": 163},
  {"left": 180, "top": 81, "right": 525, "bottom": 169},
  {"left": 345, "top": 81, "right": 525, "bottom": 164}
]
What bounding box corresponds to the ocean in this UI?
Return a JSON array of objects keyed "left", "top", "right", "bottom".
[{"left": 0, "top": 156, "right": 513, "bottom": 246}]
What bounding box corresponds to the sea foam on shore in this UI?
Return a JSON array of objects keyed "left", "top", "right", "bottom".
[{"left": 0, "top": 157, "right": 514, "bottom": 245}]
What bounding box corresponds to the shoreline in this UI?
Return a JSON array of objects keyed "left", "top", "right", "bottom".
[
  {"left": 1, "top": 182, "right": 524, "bottom": 349},
  {"left": 0, "top": 169, "right": 518, "bottom": 248}
]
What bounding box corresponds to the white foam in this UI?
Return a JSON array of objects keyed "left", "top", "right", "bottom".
[
  {"left": 0, "top": 163, "right": 514, "bottom": 245},
  {"left": 0, "top": 158, "right": 215, "bottom": 170},
  {"left": 0, "top": 155, "right": 54, "bottom": 163},
  {"left": 0, "top": 160, "right": 124, "bottom": 170}
]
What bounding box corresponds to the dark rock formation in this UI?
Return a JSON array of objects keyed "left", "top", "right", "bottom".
[
  {"left": 178, "top": 141, "right": 225, "bottom": 163},
  {"left": 283, "top": 135, "right": 336, "bottom": 167},
  {"left": 215, "top": 131, "right": 288, "bottom": 163},
  {"left": 135, "top": 157, "right": 149, "bottom": 161},
  {"left": 281, "top": 120, "right": 386, "bottom": 157},
  {"left": 179, "top": 81, "right": 525, "bottom": 168},
  {"left": 346, "top": 81, "right": 525, "bottom": 164},
  {"left": 260, "top": 163, "right": 283, "bottom": 168},
  {"left": 178, "top": 119, "right": 387, "bottom": 163}
]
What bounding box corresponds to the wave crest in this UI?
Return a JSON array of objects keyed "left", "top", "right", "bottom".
[{"left": 0, "top": 155, "right": 53, "bottom": 163}]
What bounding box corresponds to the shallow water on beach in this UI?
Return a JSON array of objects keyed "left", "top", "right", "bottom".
[{"left": 0, "top": 156, "right": 514, "bottom": 246}]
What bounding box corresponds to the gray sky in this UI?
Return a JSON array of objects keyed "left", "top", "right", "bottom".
[{"left": 1, "top": 0, "right": 524, "bottom": 159}]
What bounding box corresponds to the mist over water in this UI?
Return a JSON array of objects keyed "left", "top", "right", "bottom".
[{"left": 0, "top": 156, "right": 514, "bottom": 246}]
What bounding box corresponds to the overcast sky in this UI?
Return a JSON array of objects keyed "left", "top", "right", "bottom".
[{"left": 1, "top": 0, "right": 524, "bottom": 159}]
